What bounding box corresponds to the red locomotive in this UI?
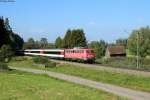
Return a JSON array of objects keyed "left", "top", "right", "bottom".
[{"left": 24, "top": 48, "right": 95, "bottom": 62}]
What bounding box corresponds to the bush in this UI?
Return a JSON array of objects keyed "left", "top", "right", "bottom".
[
  {"left": 33, "top": 56, "right": 48, "bottom": 64},
  {"left": 11, "top": 56, "right": 27, "bottom": 61},
  {"left": 45, "top": 61, "right": 56, "bottom": 68},
  {"left": 0, "top": 62, "right": 9, "bottom": 71},
  {"left": 0, "top": 45, "right": 14, "bottom": 62}
]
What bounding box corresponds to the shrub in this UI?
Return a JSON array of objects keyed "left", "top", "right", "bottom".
[
  {"left": 33, "top": 56, "right": 48, "bottom": 64},
  {"left": 0, "top": 62, "right": 9, "bottom": 71},
  {"left": 45, "top": 61, "right": 56, "bottom": 68},
  {"left": 0, "top": 45, "right": 14, "bottom": 62},
  {"left": 11, "top": 56, "right": 27, "bottom": 61}
]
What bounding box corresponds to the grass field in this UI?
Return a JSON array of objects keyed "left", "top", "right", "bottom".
[
  {"left": 0, "top": 70, "right": 125, "bottom": 100},
  {"left": 9, "top": 57, "right": 150, "bottom": 92},
  {"left": 95, "top": 57, "right": 150, "bottom": 71}
]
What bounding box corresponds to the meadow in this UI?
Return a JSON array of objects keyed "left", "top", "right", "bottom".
[
  {"left": 0, "top": 70, "right": 125, "bottom": 100},
  {"left": 9, "top": 56, "right": 150, "bottom": 92}
]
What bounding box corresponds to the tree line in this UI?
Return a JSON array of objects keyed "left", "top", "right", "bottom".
[
  {"left": 23, "top": 37, "right": 55, "bottom": 49},
  {"left": 2, "top": 17, "right": 148, "bottom": 59},
  {"left": 54, "top": 27, "right": 150, "bottom": 58}
]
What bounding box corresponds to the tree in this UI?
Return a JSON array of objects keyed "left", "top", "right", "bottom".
[
  {"left": 0, "top": 17, "right": 24, "bottom": 50},
  {"left": 116, "top": 38, "right": 127, "bottom": 48},
  {"left": 55, "top": 37, "right": 63, "bottom": 48},
  {"left": 89, "top": 40, "right": 107, "bottom": 58},
  {"left": 4, "top": 18, "right": 12, "bottom": 31},
  {"left": 0, "top": 17, "right": 12, "bottom": 47},
  {"left": 62, "top": 29, "right": 87, "bottom": 48},
  {"left": 0, "top": 45, "right": 14, "bottom": 62},
  {"left": 10, "top": 33, "right": 24, "bottom": 50},
  {"left": 128, "top": 26, "right": 150, "bottom": 57},
  {"left": 70, "top": 29, "right": 87, "bottom": 48},
  {"left": 23, "top": 38, "right": 35, "bottom": 49},
  {"left": 47, "top": 43, "right": 55, "bottom": 49},
  {"left": 40, "top": 38, "right": 48, "bottom": 48},
  {"left": 63, "top": 29, "right": 72, "bottom": 48}
]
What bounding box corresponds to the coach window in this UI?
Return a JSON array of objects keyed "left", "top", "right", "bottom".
[
  {"left": 76, "top": 50, "right": 78, "bottom": 53},
  {"left": 91, "top": 50, "right": 94, "bottom": 53},
  {"left": 78, "top": 50, "right": 80, "bottom": 53},
  {"left": 86, "top": 50, "right": 90, "bottom": 53}
]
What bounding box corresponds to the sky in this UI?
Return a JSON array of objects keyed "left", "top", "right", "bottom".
[{"left": 0, "top": 0, "right": 150, "bottom": 43}]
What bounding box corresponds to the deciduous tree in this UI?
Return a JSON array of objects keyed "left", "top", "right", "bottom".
[
  {"left": 89, "top": 40, "right": 107, "bottom": 58},
  {"left": 128, "top": 26, "right": 150, "bottom": 57}
]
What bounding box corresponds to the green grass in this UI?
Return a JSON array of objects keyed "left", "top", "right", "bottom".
[
  {"left": 9, "top": 57, "right": 150, "bottom": 92},
  {"left": 96, "top": 57, "right": 150, "bottom": 71},
  {"left": 0, "top": 70, "right": 125, "bottom": 100}
]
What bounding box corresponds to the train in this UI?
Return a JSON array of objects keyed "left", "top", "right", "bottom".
[{"left": 23, "top": 48, "right": 95, "bottom": 62}]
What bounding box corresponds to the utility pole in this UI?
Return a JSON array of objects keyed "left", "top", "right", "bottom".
[{"left": 137, "top": 32, "right": 139, "bottom": 69}]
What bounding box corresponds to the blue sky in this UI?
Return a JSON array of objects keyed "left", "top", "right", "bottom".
[{"left": 0, "top": 0, "right": 150, "bottom": 43}]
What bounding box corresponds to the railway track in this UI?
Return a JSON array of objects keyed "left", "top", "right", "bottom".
[{"left": 51, "top": 59, "right": 150, "bottom": 77}]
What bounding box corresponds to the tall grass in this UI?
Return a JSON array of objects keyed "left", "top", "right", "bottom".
[{"left": 96, "top": 57, "right": 150, "bottom": 71}]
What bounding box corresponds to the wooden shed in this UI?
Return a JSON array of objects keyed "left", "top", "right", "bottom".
[{"left": 105, "top": 45, "right": 126, "bottom": 58}]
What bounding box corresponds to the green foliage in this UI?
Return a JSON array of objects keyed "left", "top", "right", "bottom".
[
  {"left": 33, "top": 56, "right": 48, "bottom": 64},
  {"left": 0, "top": 17, "right": 11, "bottom": 47},
  {"left": 11, "top": 56, "right": 27, "bottom": 61},
  {"left": 45, "top": 61, "right": 56, "bottom": 68},
  {"left": 23, "top": 37, "right": 54, "bottom": 49},
  {"left": 47, "top": 43, "right": 55, "bottom": 49},
  {"left": 55, "top": 36, "right": 63, "bottom": 48},
  {"left": 116, "top": 38, "right": 127, "bottom": 48},
  {"left": 40, "top": 38, "right": 48, "bottom": 48},
  {"left": 128, "top": 26, "right": 150, "bottom": 57},
  {"left": 70, "top": 29, "right": 87, "bottom": 48},
  {"left": 0, "top": 17, "right": 24, "bottom": 50},
  {"left": 0, "top": 62, "right": 9, "bottom": 70},
  {"left": 11, "top": 34, "right": 24, "bottom": 50},
  {"left": 63, "top": 29, "right": 72, "bottom": 48},
  {"left": 23, "top": 38, "right": 35, "bottom": 49},
  {"left": 0, "top": 45, "right": 14, "bottom": 62},
  {"left": 89, "top": 40, "right": 107, "bottom": 58},
  {"left": 59, "top": 29, "right": 87, "bottom": 48},
  {"left": 97, "top": 57, "right": 150, "bottom": 70}
]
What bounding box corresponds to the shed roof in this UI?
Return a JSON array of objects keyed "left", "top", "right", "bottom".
[{"left": 107, "top": 45, "right": 126, "bottom": 55}]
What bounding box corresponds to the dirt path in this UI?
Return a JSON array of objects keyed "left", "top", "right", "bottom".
[
  {"left": 52, "top": 60, "right": 150, "bottom": 77},
  {"left": 11, "top": 67, "right": 150, "bottom": 100}
]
